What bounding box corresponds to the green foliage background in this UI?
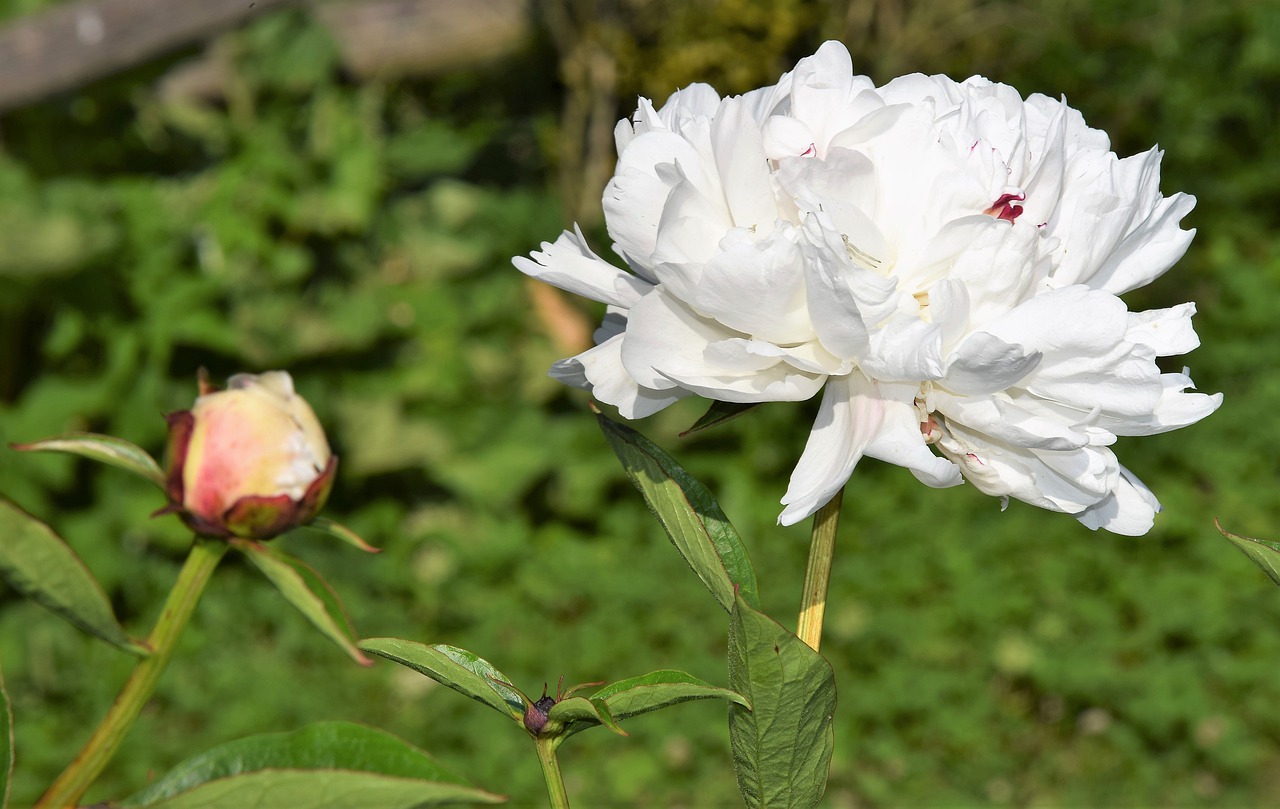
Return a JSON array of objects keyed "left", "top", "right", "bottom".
[{"left": 1, "top": 0, "right": 1277, "bottom": 805}]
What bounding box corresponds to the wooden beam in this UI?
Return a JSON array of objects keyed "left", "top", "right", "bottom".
[
  {"left": 0, "top": 0, "right": 300, "bottom": 112},
  {"left": 0, "top": 0, "right": 532, "bottom": 113}
]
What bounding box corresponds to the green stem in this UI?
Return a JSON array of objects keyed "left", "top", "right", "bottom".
[
  {"left": 36, "top": 537, "right": 228, "bottom": 809},
  {"left": 533, "top": 737, "right": 571, "bottom": 809},
  {"left": 796, "top": 489, "right": 844, "bottom": 652}
]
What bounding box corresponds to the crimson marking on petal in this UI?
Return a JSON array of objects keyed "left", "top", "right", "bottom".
[{"left": 985, "top": 192, "right": 1026, "bottom": 223}]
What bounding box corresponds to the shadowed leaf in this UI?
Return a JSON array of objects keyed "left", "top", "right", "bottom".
[
  {"left": 303, "top": 517, "right": 381, "bottom": 553},
  {"left": 119, "top": 721, "right": 504, "bottom": 807},
  {"left": 596, "top": 412, "right": 760, "bottom": 613},
  {"left": 0, "top": 498, "right": 147, "bottom": 656},
  {"left": 728, "top": 592, "right": 835, "bottom": 809},
  {"left": 236, "top": 541, "right": 370, "bottom": 666},
  {"left": 1217, "top": 519, "right": 1280, "bottom": 585},
  {"left": 360, "top": 638, "right": 525, "bottom": 721},
  {"left": 680, "top": 401, "right": 763, "bottom": 436},
  {"left": 14, "top": 433, "right": 165, "bottom": 488}
]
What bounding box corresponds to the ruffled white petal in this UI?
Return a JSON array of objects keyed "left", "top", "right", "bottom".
[
  {"left": 551, "top": 334, "right": 689, "bottom": 418},
  {"left": 513, "top": 226, "right": 653, "bottom": 307},
  {"left": 779, "top": 372, "right": 885, "bottom": 525}
]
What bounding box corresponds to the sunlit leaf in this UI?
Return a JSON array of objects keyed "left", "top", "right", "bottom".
[
  {"left": 1217, "top": 519, "right": 1280, "bottom": 585},
  {"left": 13, "top": 433, "right": 165, "bottom": 488},
  {"left": 547, "top": 696, "right": 627, "bottom": 738},
  {"left": 728, "top": 592, "right": 835, "bottom": 809},
  {"left": 236, "top": 541, "right": 370, "bottom": 666},
  {"left": 119, "top": 721, "right": 504, "bottom": 807},
  {"left": 596, "top": 412, "right": 760, "bottom": 613},
  {"left": 360, "top": 638, "right": 525, "bottom": 721},
  {"left": 0, "top": 498, "right": 147, "bottom": 656}
]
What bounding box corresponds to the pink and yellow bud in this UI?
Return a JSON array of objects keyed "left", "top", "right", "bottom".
[{"left": 161, "top": 371, "right": 336, "bottom": 539}]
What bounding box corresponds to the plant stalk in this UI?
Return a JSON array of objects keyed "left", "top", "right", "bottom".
[
  {"left": 533, "top": 737, "right": 571, "bottom": 809},
  {"left": 36, "top": 537, "right": 228, "bottom": 809},
  {"left": 796, "top": 489, "right": 845, "bottom": 652}
]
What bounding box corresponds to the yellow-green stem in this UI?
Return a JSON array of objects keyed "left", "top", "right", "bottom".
[
  {"left": 796, "top": 489, "right": 845, "bottom": 652},
  {"left": 534, "top": 737, "right": 571, "bottom": 809},
  {"left": 36, "top": 537, "right": 227, "bottom": 809}
]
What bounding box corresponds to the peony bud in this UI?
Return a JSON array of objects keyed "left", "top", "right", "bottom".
[{"left": 160, "top": 371, "right": 336, "bottom": 539}]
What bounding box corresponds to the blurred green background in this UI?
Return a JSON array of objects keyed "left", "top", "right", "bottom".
[{"left": 0, "top": 0, "right": 1277, "bottom": 806}]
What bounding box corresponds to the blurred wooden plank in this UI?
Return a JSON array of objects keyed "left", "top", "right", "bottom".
[
  {"left": 0, "top": 0, "right": 531, "bottom": 113},
  {"left": 315, "top": 0, "right": 528, "bottom": 78},
  {"left": 0, "top": 0, "right": 299, "bottom": 112}
]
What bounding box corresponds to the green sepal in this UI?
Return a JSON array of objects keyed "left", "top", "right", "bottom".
[
  {"left": 235, "top": 540, "right": 370, "bottom": 666},
  {"left": 303, "top": 517, "right": 381, "bottom": 553},
  {"left": 679, "top": 401, "right": 763, "bottom": 436},
  {"left": 1217, "top": 519, "right": 1280, "bottom": 585},
  {"left": 360, "top": 638, "right": 525, "bottom": 721},
  {"left": 728, "top": 592, "right": 835, "bottom": 809},
  {"left": 118, "top": 721, "right": 504, "bottom": 807},
  {"left": 12, "top": 432, "right": 165, "bottom": 488},
  {"left": 546, "top": 696, "right": 628, "bottom": 738},
  {"left": 595, "top": 411, "right": 761, "bottom": 614},
  {"left": 0, "top": 498, "right": 149, "bottom": 656}
]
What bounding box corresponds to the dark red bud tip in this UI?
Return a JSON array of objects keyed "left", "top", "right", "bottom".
[{"left": 222, "top": 493, "right": 300, "bottom": 540}]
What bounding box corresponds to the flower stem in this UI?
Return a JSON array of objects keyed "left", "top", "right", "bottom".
[
  {"left": 36, "top": 537, "right": 228, "bottom": 809},
  {"left": 533, "top": 737, "right": 571, "bottom": 809},
  {"left": 796, "top": 489, "right": 844, "bottom": 652}
]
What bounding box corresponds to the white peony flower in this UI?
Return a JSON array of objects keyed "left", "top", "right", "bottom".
[{"left": 514, "top": 41, "right": 1221, "bottom": 535}]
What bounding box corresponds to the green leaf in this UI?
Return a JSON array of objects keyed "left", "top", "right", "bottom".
[
  {"left": 595, "top": 412, "right": 760, "bottom": 613},
  {"left": 119, "top": 721, "right": 504, "bottom": 808},
  {"left": 547, "top": 696, "right": 628, "bottom": 738},
  {"left": 13, "top": 432, "right": 165, "bottom": 488},
  {"left": 303, "top": 517, "right": 381, "bottom": 553},
  {"left": 0, "top": 498, "right": 148, "bottom": 656},
  {"left": 594, "top": 669, "right": 749, "bottom": 722},
  {"left": 360, "top": 638, "right": 525, "bottom": 721},
  {"left": 1, "top": 659, "right": 12, "bottom": 809},
  {"left": 728, "top": 593, "right": 835, "bottom": 809},
  {"left": 1217, "top": 519, "right": 1280, "bottom": 585},
  {"left": 236, "top": 541, "right": 370, "bottom": 666},
  {"left": 680, "top": 401, "right": 763, "bottom": 436}
]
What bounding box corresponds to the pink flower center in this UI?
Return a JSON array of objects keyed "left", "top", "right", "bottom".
[{"left": 984, "top": 192, "right": 1025, "bottom": 223}]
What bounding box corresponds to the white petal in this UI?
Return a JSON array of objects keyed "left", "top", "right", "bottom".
[
  {"left": 779, "top": 373, "right": 885, "bottom": 525},
  {"left": 551, "top": 334, "right": 688, "bottom": 418},
  {"left": 691, "top": 230, "right": 814, "bottom": 344},
  {"left": 1074, "top": 466, "right": 1160, "bottom": 535},
  {"left": 711, "top": 97, "right": 779, "bottom": 230},
  {"left": 621, "top": 288, "right": 825, "bottom": 402},
  {"left": 933, "top": 390, "right": 1096, "bottom": 452},
  {"left": 941, "top": 331, "right": 1042, "bottom": 396},
  {"left": 863, "top": 382, "right": 963, "bottom": 487},
  {"left": 513, "top": 226, "right": 652, "bottom": 307},
  {"left": 938, "top": 420, "right": 1118, "bottom": 513},
  {"left": 1126, "top": 303, "right": 1200, "bottom": 357}
]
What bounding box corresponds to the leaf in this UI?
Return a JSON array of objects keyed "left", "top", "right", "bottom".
[
  {"left": 596, "top": 412, "right": 760, "bottom": 613},
  {"left": 1217, "top": 519, "right": 1280, "bottom": 585},
  {"left": 360, "top": 638, "right": 525, "bottom": 721},
  {"left": 236, "top": 541, "right": 370, "bottom": 666},
  {"left": 0, "top": 498, "right": 148, "bottom": 656},
  {"left": 302, "top": 517, "right": 381, "bottom": 553},
  {"left": 547, "top": 696, "right": 628, "bottom": 737},
  {"left": 680, "top": 401, "right": 763, "bottom": 436},
  {"left": 119, "top": 721, "right": 504, "bottom": 808},
  {"left": 554, "top": 670, "right": 748, "bottom": 740},
  {"left": 594, "top": 669, "right": 749, "bottom": 722},
  {"left": 13, "top": 432, "right": 165, "bottom": 488},
  {"left": 1, "top": 659, "right": 11, "bottom": 809},
  {"left": 728, "top": 592, "right": 835, "bottom": 809}
]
